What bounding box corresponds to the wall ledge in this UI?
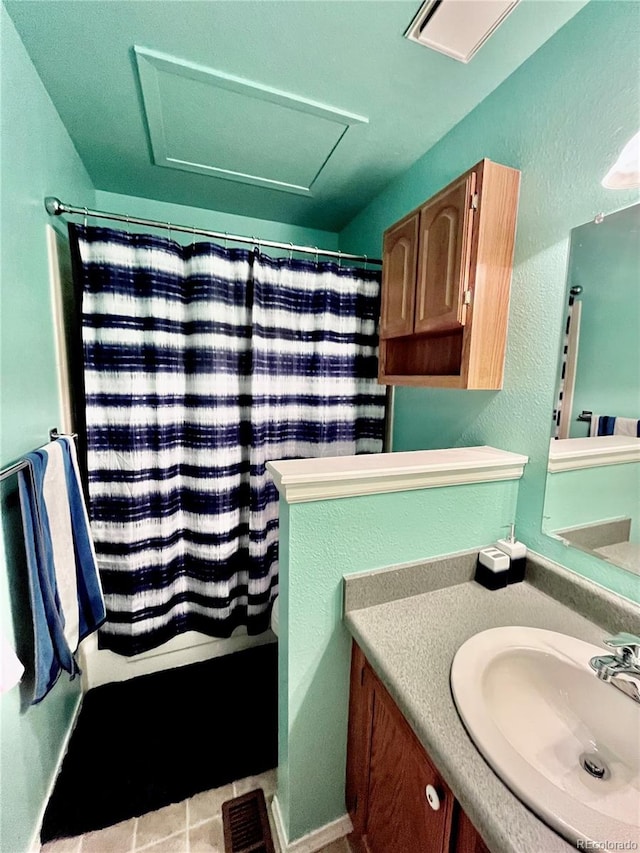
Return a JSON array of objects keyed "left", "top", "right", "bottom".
[
  {"left": 548, "top": 436, "right": 640, "bottom": 473},
  {"left": 267, "top": 446, "right": 528, "bottom": 504}
]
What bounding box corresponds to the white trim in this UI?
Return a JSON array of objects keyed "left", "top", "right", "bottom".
[
  {"left": 46, "top": 224, "right": 74, "bottom": 434},
  {"left": 548, "top": 436, "right": 640, "bottom": 472},
  {"left": 134, "top": 46, "right": 367, "bottom": 197},
  {"left": 271, "top": 794, "right": 352, "bottom": 853},
  {"left": 267, "top": 446, "right": 528, "bottom": 504},
  {"left": 79, "top": 629, "right": 276, "bottom": 688},
  {"left": 28, "top": 691, "right": 83, "bottom": 853}
]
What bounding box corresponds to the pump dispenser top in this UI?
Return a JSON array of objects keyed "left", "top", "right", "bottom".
[{"left": 495, "top": 523, "right": 527, "bottom": 583}]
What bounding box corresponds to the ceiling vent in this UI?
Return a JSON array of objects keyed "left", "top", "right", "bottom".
[{"left": 405, "top": 0, "right": 520, "bottom": 63}]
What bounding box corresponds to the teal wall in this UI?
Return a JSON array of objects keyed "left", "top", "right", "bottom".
[
  {"left": 544, "top": 463, "right": 639, "bottom": 541},
  {"left": 278, "top": 478, "right": 520, "bottom": 841},
  {"left": 0, "top": 8, "right": 93, "bottom": 851},
  {"left": 339, "top": 0, "right": 640, "bottom": 601},
  {"left": 94, "top": 190, "right": 339, "bottom": 254},
  {"left": 567, "top": 204, "right": 640, "bottom": 438}
]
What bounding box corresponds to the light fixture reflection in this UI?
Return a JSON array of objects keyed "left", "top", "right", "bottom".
[{"left": 601, "top": 131, "right": 640, "bottom": 189}]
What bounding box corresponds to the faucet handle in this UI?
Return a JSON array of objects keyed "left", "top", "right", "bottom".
[{"left": 603, "top": 633, "right": 640, "bottom": 664}]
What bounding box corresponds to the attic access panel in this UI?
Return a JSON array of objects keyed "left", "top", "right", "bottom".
[{"left": 135, "top": 47, "right": 368, "bottom": 196}]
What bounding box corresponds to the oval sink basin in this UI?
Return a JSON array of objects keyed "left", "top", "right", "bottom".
[{"left": 451, "top": 626, "right": 640, "bottom": 847}]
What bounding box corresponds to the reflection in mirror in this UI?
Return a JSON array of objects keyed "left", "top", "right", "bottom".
[{"left": 544, "top": 203, "right": 640, "bottom": 576}]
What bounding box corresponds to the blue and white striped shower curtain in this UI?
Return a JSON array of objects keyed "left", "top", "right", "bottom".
[{"left": 71, "top": 225, "right": 386, "bottom": 656}]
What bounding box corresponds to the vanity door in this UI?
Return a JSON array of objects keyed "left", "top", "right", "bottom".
[
  {"left": 365, "top": 678, "right": 452, "bottom": 853},
  {"left": 347, "top": 644, "right": 453, "bottom": 853}
]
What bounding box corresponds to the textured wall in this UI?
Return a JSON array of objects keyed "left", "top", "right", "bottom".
[
  {"left": 94, "top": 190, "right": 339, "bottom": 253},
  {"left": 544, "top": 464, "right": 639, "bottom": 541},
  {"left": 0, "top": 7, "right": 95, "bottom": 851},
  {"left": 339, "top": 0, "right": 640, "bottom": 601},
  {"left": 278, "top": 478, "right": 520, "bottom": 841}
]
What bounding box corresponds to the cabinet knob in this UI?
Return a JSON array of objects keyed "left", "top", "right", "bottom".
[{"left": 425, "top": 784, "right": 441, "bottom": 811}]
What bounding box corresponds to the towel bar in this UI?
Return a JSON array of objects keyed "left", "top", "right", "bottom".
[{"left": 0, "top": 428, "right": 78, "bottom": 482}]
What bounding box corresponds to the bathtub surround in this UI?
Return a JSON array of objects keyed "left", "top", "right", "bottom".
[{"left": 270, "top": 446, "right": 526, "bottom": 844}]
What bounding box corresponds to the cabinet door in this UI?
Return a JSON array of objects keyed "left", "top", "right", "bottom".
[
  {"left": 346, "top": 645, "right": 374, "bottom": 839},
  {"left": 380, "top": 212, "right": 419, "bottom": 339},
  {"left": 453, "top": 807, "right": 491, "bottom": 853},
  {"left": 414, "top": 173, "right": 475, "bottom": 335},
  {"left": 365, "top": 681, "right": 450, "bottom": 853}
]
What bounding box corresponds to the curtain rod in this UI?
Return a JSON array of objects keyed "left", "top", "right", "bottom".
[{"left": 44, "top": 197, "right": 382, "bottom": 266}]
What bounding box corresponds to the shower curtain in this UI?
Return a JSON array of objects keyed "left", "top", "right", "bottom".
[{"left": 70, "top": 225, "right": 386, "bottom": 656}]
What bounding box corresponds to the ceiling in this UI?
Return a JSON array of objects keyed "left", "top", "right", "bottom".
[{"left": 5, "top": 0, "right": 587, "bottom": 231}]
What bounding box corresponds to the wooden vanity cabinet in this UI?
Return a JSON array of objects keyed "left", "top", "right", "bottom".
[
  {"left": 378, "top": 159, "right": 520, "bottom": 390},
  {"left": 452, "top": 810, "right": 491, "bottom": 853},
  {"left": 347, "top": 643, "right": 489, "bottom": 853}
]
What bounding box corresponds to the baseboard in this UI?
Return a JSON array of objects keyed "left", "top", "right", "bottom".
[
  {"left": 271, "top": 794, "right": 353, "bottom": 853},
  {"left": 27, "top": 691, "right": 83, "bottom": 853}
]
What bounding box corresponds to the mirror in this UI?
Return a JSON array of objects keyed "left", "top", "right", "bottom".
[{"left": 543, "top": 203, "right": 640, "bottom": 576}]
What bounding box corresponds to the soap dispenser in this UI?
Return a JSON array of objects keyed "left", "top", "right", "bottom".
[{"left": 495, "top": 524, "right": 527, "bottom": 584}]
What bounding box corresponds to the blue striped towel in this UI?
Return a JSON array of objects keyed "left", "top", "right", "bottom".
[
  {"left": 18, "top": 437, "right": 105, "bottom": 704},
  {"left": 590, "top": 415, "right": 640, "bottom": 437}
]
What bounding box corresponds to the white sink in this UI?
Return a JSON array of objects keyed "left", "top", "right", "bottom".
[{"left": 451, "top": 626, "right": 640, "bottom": 847}]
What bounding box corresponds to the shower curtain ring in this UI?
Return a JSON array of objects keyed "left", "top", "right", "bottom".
[
  {"left": 167, "top": 222, "right": 172, "bottom": 240},
  {"left": 224, "top": 232, "right": 228, "bottom": 249},
  {"left": 364, "top": 254, "right": 368, "bottom": 270},
  {"left": 314, "top": 247, "right": 319, "bottom": 265},
  {"left": 289, "top": 242, "right": 293, "bottom": 261},
  {"left": 83, "top": 207, "right": 88, "bottom": 228},
  {"left": 338, "top": 249, "right": 342, "bottom": 268}
]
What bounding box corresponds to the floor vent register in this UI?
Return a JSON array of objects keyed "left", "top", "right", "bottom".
[{"left": 222, "top": 788, "right": 275, "bottom": 853}]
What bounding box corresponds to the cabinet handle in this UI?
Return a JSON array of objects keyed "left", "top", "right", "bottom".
[{"left": 425, "top": 784, "right": 441, "bottom": 811}]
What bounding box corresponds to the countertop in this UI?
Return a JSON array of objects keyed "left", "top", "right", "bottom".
[{"left": 344, "top": 575, "right": 621, "bottom": 853}]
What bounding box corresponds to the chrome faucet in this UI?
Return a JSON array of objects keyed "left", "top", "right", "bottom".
[{"left": 589, "top": 632, "right": 640, "bottom": 704}]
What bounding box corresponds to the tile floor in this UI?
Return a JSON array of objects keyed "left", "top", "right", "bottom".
[{"left": 40, "top": 770, "right": 351, "bottom": 853}]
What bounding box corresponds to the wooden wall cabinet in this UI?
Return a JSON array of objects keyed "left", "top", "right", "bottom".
[
  {"left": 347, "top": 643, "right": 490, "bottom": 853},
  {"left": 378, "top": 159, "right": 520, "bottom": 390}
]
